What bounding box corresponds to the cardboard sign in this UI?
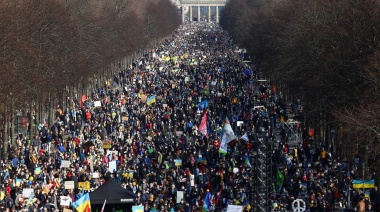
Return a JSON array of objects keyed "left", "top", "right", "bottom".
[
  {"left": 64, "top": 181, "right": 75, "bottom": 189},
  {"left": 63, "top": 209, "right": 73, "bottom": 212},
  {"left": 122, "top": 116, "right": 129, "bottom": 121},
  {"left": 237, "top": 121, "right": 244, "bottom": 127},
  {"left": 78, "top": 181, "right": 90, "bottom": 191},
  {"left": 22, "top": 188, "right": 34, "bottom": 198},
  {"left": 61, "top": 160, "right": 71, "bottom": 168}
]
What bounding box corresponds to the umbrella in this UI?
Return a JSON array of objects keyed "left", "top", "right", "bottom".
[{"left": 82, "top": 141, "right": 95, "bottom": 149}]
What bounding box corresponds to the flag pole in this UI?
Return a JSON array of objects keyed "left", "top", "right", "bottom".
[{"left": 101, "top": 199, "right": 107, "bottom": 212}]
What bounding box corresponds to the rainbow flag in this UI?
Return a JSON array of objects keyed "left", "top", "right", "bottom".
[
  {"left": 147, "top": 96, "right": 156, "bottom": 106},
  {"left": 72, "top": 193, "right": 91, "bottom": 212}
]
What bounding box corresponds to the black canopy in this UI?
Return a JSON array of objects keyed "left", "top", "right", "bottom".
[{"left": 90, "top": 179, "right": 137, "bottom": 204}]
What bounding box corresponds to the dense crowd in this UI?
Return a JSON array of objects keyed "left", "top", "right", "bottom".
[{"left": 0, "top": 22, "right": 379, "bottom": 212}]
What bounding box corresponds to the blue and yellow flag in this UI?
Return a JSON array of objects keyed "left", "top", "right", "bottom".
[
  {"left": 72, "top": 193, "right": 91, "bottom": 212},
  {"left": 352, "top": 179, "right": 375, "bottom": 189},
  {"left": 132, "top": 205, "right": 144, "bottom": 212},
  {"left": 147, "top": 96, "right": 156, "bottom": 106}
]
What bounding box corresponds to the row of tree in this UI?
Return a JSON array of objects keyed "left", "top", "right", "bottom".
[
  {"left": 220, "top": 0, "right": 380, "bottom": 176},
  {"left": 0, "top": 0, "right": 180, "bottom": 155}
]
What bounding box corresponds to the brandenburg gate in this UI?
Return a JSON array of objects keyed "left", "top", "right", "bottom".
[{"left": 179, "top": 0, "right": 227, "bottom": 23}]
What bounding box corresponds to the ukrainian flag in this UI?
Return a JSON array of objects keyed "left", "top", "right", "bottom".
[
  {"left": 352, "top": 179, "right": 375, "bottom": 189},
  {"left": 72, "top": 193, "right": 91, "bottom": 212},
  {"left": 132, "top": 205, "right": 144, "bottom": 212},
  {"left": 147, "top": 96, "right": 156, "bottom": 106}
]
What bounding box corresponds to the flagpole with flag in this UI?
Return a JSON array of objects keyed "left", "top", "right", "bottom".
[
  {"left": 101, "top": 199, "right": 107, "bottom": 212},
  {"left": 72, "top": 193, "right": 91, "bottom": 212},
  {"left": 198, "top": 112, "right": 208, "bottom": 138},
  {"left": 223, "top": 117, "right": 236, "bottom": 142},
  {"left": 203, "top": 190, "right": 211, "bottom": 211},
  {"left": 240, "top": 133, "right": 249, "bottom": 142},
  {"left": 218, "top": 133, "right": 228, "bottom": 155}
]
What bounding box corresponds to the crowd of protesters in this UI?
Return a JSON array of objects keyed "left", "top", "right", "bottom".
[{"left": 0, "top": 22, "right": 379, "bottom": 212}]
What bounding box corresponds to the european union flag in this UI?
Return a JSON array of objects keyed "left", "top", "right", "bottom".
[{"left": 198, "top": 100, "right": 209, "bottom": 110}]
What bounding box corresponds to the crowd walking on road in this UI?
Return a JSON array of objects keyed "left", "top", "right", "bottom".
[{"left": 0, "top": 22, "right": 378, "bottom": 212}]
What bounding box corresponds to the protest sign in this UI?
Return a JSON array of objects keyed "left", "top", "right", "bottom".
[
  {"left": 64, "top": 181, "right": 74, "bottom": 189},
  {"left": 22, "top": 188, "right": 34, "bottom": 198},
  {"left": 60, "top": 196, "right": 72, "bottom": 206},
  {"left": 227, "top": 205, "right": 243, "bottom": 212},
  {"left": 109, "top": 161, "right": 117, "bottom": 172},
  {"left": 93, "top": 172, "right": 100, "bottom": 178},
  {"left": 176, "top": 191, "right": 184, "bottom": 203},
  {"left": 94, "top": 101, "right": 101, "bottom": 107},
  {"left": 61, "top": 160, "right": 71, "bottom": 168},
  {"left": 237, "top": 121, "right": 244, "bottom": 127},
  {"left": 78, "top": 181, "right": 90, "bottom": 191},
  {"left": 103, "top": 140, "right": 112, "bottom": 149}
]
